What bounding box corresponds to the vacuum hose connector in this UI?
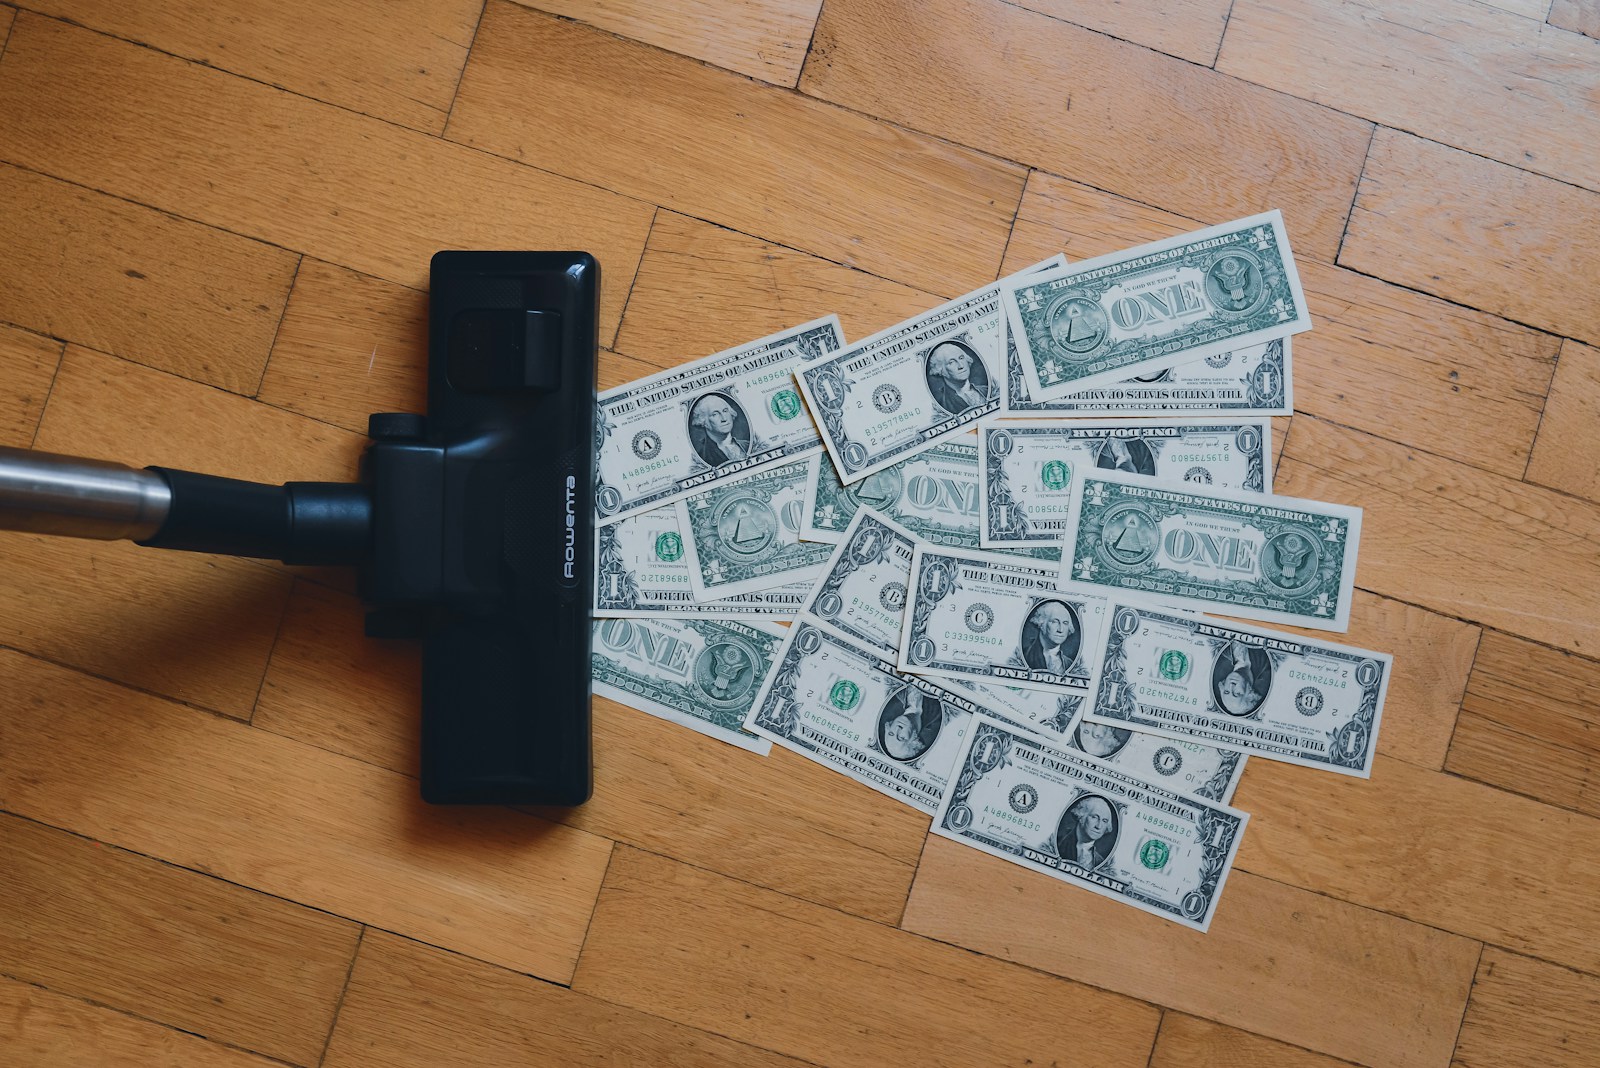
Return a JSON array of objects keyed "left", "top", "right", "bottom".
[{"left": 0, "top": 446, "right": 171, "bottom": 541}]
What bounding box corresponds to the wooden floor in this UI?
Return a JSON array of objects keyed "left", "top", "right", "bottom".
[{"left": 1, "top": 1, "right": 1598, "bottom": 1065}]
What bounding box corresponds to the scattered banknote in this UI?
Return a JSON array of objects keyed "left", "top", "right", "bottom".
[
  {"left": 1084, "top": 599, "right": 1390, "bottom": 777},
  {"left": 978, "top": 419, "right": 1271, "bottom": 549},
  {"left": 596, "top": 316, "right": 845, "bottom": 523},
  {"left": 948, "top": 684, "right": 1248, "bottom": 803},
  {"left": 745, "top": 620, "right": 981, "bottom": 813},
  {"left": 1060, "top": 469, "right": 1361, "bottom": 631},
  {"left": 802, "top": 442, "right": 1059, "bottom": 561},
  {"left": 933, "top": 715, "right": 1249, "bottom": 930},
  {"left": 592, "top": 617, "right": 784, "bottom": 754},
  {"left": 675, "top": 459, "right": 832, "bottom": 601},
  {"left": 797, "top": 260, "right": 1061, "bottom": 485},
  {"left": 1004, "top": 333, "right": 1292, "bottom": 417},
  {"left": 900, "top": 546, "right": 1107, "bottom": 696},
  {"left": 595, "top": 504, "right": 810, "bottom": 617},
  {"left": 802, "top": 507, "right": 919, "bottom": 657},
  {"left": 1002, "top": 212, "right": 1310, "bottom": 401},
  {"left": 801, "top": 440, "right": 980, "bottom": 545}
]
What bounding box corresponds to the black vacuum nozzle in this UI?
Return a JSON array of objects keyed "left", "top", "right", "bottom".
[{"left": 0, "top": 251, "right": 600, "bottom": 807}]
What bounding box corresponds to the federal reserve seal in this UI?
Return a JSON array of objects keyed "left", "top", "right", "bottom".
[
  {"left": 631, "top": 429, "right": 662, "bottom": 460},
  {"left": 872, "top": 384, "right": 902, "bottom": 413}
]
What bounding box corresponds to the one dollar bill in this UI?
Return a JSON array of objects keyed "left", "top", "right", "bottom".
[
  {"left": 797, "top": 260, "right": 1060, "bottom": 485},
  {"left": 1004, "top": 333, "right": 1292, "bottom": 417},
  {"left": 951, "top": 683, "right": 1247, "bottom": 803},
  {"left": 933, "top": 715, "right": 1248, "bottom": 930},
  {"left": 595, "top": 504, "right": 810, "bottom": 617},
  {"left": 1003, "top": 212, "right": 1309, "bottom": 401},
  {"left": 675, "top": 459, "right": 832, "bottom": 601},
  {"left": 802, "top": 441, "right": 1059, "bottom": 562},
  {"left": 1060, "top": 470, "right": 1361, "bottom": 631},
  {"left": 801, "top": 507, "right": 919, "bottom": 658},
  {"left": 745, "top": 620, "right": 982, "bottom": 813},
  {"left": 1084, "top": 599, "right": 1389, "bottom": 776},
  {"left": 595, "top": 316, "right": 844, "bottom": 523},
  {"left": 592, "top": 617, "right": 784, "bottom": 754},
  {"left": 978, "top": 419, "right": 1271, "bottom": 549},
  {"left": 900, "top": 546, "right": 1107, "bottom": 696}
]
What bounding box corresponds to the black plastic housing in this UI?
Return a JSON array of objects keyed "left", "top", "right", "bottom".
[{"left": 361, "top": 251, "right": 599, "bottom": 805}]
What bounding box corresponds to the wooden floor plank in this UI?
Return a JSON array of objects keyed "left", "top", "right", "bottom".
[
  {"left": 800, "top": 0, "right": 1372, "bottom": 262},
  {"left": 0, "top": 14, "right": 653, "bottom": 341},
  {"left": 1, "top": 6, "right": 14, "bottom": 51},
  {"left": 1446, "top": 630, "right": 1600, "bottom": 818},
  {"left": 0, "top": 322, "right": 61, "bottom": 447},
  {"left": 613, "top": 211, "right": 940, "bottom": 369},
  {"left": 1151, "top": 1014, "right": 1355, "bottom": 1068},
  {"left": 255, "top": 260, "right": 428, "bottom": 434},
  {"left": 1234, "top": 753, "right": 1600, "bottom": 976},
  {"left": 1218, "top": 0, "right": 1600, "bottom": 193},
  {"left": 573, "top": 846, "right": 1163, "bottom": 1068},
  {"left": 0, "top": 648, "right": 614, "bottom": 983},
  {"left": 902, "top": 836, "right": 1479, "bottom": 1068},
  {"left": 0, "top": 812, "right": 359, "bottom": 1066},
  {"left": 0, "top": 976, "right": 282, "bottom": 1068},
  {"left": 0, "top": 163, "right": 297, "bottom": 394},
  {"left": 1002, "top": 171, "right": 1561, "bottom": 478},
  {"left": 325, "top": 931, "right": 809, "bottom": 1068},
  {"left": 1453, "top": 948, "right": 1600, "bottom": 1068},
  {"left": 1526, "top": 339, "right": 1600, "bottom": 502},
  {"left": 1342, "top": 129, "right": 1600, "bottom": 347},
  {"left": 35, "top": 346, "right": 362, "bottom": 485},
  {"left": 511, "top": 0, "right": 824, "bottom": 85},
  {"left": 1277, "top": 416, "right": 1600, "bottom": 655},
  {"left": 1550, "top": 0, "right": 1600, "bottom": 37},
  {"left": 0, "top": 533, "right": 290, "bottom": 719},
  {"left": 1006, "top": 0, "right": 1234, "bottom": 65},
  {"left": 446, "top": 2, "right": 1024, "bottom": 298},
  {"left": 257, "top": 581, "right": 929, "bottom": 922},
  {"left": 18, "top": 0, "right": 479, "bottom": 134}
]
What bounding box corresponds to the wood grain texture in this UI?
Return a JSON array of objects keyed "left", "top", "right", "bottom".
[
  {"left": 1218, "top": 0, "right": 1600, "bottom": 192},
  {"left": 613, "top": 211, "right": 940, "bottom": 369},
  {"left": 1007, "top": 0, "right": 1234, "bottom": 64},
  {"left": 0, "top": 812, "right": 358, "bottom": 1065},
  {"left": 447, "top": 2, "right": 1024, "bottom": 297},
  {"left": 1454, "top": 949, "right": 1600, "bottom": 1068},
  {"left": 0, "top": 976, "right": 283, "bottom": 1068},
  {"left": 800, "top": 0, "right": 1372, "bottom": 262},
  {"left": 0, "top": 648, "right": 613, "bottom": 983},
  {"left": 0, "top": 14, "right": 653, "bottom": 339},
  {"left": 1234, "top": 753, "right": 1600, "bottom": 975},
  {"left": 1002, "top": 171, "right": 1561, "bottom": 478},
  {"left": 325, "top": 931, "right": 809, "bottom": 1068},
  {"left": 0, "top": 533, "right": 290, "bottom": 718},
  {"left": 22, "top": 0, "right": 480, "bottom": 133},
  {"left": 0, "top": 6, "right": 14, "bottom": 51},
  {"left": 1343, "top": 129, "right": 1600, "bottom": 346},
  {"left": 1550, "top": 0, "right": 1600, "bottom": 37},
  {"left": 0, "top": 163, "right": 297, "bottom": 394},
  {"left": 257, "top": 581, "right": 928, "bottom": 921},
  {"left": 0, "top": 322, "right": 60, "bottom": 447},
  {"left": 35, "top": 346, "right": 362, "bottom": 485},
  {"left": 574, "top": 846, "right": 1164, "bottom": 1068},
  {"left": 1151, "top": 1014, "right": 1354, "bottom": 1068},
  {"left": 1278, "top": 416, "right": 1600, "bottom": 655},
  {"left": 902, "top": 836, "right": 1479, "bottom": 1068},
  {"left": 1526, "top": 339, "right": 1600, "bottom": 501},
  {"left": 513, "top": 0, "right": 824, "bottom": 85},
  {"left": 1446, "top": 630, "right": 1600, "bottom": 818},
  {"left": 256, "top": 260, "right": 428, "bottom": 434}
]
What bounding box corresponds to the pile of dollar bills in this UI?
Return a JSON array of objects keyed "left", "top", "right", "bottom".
[{"left": 591, "top": 211, "right": 1390, "bottom": 931}]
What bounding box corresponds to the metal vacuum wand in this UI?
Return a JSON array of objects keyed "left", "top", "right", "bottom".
[
  {"left": 0, "top": 446, "right": 172, "bottom": 541},
  {"left": 0, "top": 444, "right": 370, "bottom": 564}
]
